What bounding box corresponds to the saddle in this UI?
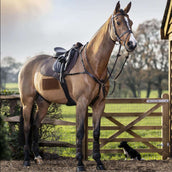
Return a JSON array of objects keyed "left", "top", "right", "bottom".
[
  {"left": 53, "top": 42, "right": 83, "bottom": 81},
  {"left": 54, "top": 47, "right": 67, "bottom": 57},
  {"left": 40, "top": 42, "right": 83, "bottom": 106}
]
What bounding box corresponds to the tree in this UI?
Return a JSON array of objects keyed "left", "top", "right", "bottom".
[
  {"left": 135, "top": 19, "right": 168, "bottom": 97},
  {"left": 0, "top": 57, "right": 22, "bottom": 90}
]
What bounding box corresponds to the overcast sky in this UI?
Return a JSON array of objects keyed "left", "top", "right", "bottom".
[{"left": 1, "top": 0, "right": 167, "bottom": 63}]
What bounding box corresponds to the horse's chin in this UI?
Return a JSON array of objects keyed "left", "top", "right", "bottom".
[{"left": 126, "top": 45, "right": 137, "bottom": 52}]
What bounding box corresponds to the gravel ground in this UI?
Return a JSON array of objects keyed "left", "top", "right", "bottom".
[{"left": 1, "top": 157, "right": 172, "bottom": 172}]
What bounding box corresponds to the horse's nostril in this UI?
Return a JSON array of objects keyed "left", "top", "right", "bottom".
[
  {"left": 127, "top": 41, "right": 133, "bottom": 46},
  {"left": 127, "top": 41, "right": 137, "bottom": 50}
]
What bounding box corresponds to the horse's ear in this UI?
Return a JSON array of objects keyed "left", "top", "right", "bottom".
[
  {"left": 114, "top": 1, "right": 120, "bottom": 14},
  {"left": 124, "top": 2, "right": 131, "bottom": 14}
]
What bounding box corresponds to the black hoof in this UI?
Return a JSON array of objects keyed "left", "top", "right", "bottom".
[
  {"left": 23, "top": 161, "right": 30, "bottom": 167},
  {"left": 96, "top": 164, "right": 106, "bottom": 170},
  {"left": 76, "top": 166, "right": 86, "bottom": 172}
]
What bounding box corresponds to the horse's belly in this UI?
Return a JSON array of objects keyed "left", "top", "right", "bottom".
[{"left": 34, "top": 72, "right": 68, "bottom": 104}]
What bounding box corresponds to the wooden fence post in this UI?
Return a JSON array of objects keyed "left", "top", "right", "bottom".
[{"left": 162, "top": 93, "right": 170, "bottom": 160}]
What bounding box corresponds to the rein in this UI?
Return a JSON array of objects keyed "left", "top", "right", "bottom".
[{"left": 106, "top": 44, "right": 129, "bottom": 81}]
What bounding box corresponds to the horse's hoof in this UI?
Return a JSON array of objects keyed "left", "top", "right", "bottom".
[
  {"left": 23, "top": 161, "right": 30, "bottom": 167},
  {"left": 76, "top": 166, "right": 86, "bottom": 172},
  {"left": 96, "top": 164, "right": 106, "bottom": 170},
  {"left": 34, "top": 156, "right": 43, "bottom": 164}
]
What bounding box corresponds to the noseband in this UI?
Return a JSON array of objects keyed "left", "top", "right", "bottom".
[{"left": 111, "top": 12, "right": 133, "bottom": 52}]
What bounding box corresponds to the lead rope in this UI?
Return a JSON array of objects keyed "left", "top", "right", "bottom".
[{"left": 103, "top": 41, "right": 129, "bottom": 95}]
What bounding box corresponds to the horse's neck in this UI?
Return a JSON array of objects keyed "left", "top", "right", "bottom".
[{"left": 86, "top": 17, "right": 115, "bottom": 78}]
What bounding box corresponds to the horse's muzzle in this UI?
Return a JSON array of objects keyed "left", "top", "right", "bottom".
[{"left": 127, "top": 41, "right": 137, "bottom": 52}]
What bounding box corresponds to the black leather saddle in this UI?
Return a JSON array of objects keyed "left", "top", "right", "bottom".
[
  {"left": 53, "top": 47, "right": 75, "bottom": 74},
  {"left": 53, "top": 42, "right": 83, "bottom": 75},
  {"left": 54, "top": 47, "right": 67, "bottom": 58}
]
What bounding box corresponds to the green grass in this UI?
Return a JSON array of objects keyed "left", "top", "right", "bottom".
[{"left": 47, "top": 103, "right": 163, "bottom": 161}]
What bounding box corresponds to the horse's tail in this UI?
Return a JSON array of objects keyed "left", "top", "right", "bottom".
[{"left": 19, "top": 105, "right": 35, "bottom": 148}]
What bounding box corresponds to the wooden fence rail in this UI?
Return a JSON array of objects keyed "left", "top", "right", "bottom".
[{"left": 0, "top": 94, "right": 171, "bottom": 160}]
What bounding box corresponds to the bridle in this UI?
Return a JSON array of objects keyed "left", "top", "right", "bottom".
[{"left": 110, "top": 11, "right": 133, "bottom": 52}]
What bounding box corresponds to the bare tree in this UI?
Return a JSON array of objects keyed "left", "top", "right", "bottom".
[
  {"left": 108, "top": 19, "right": 168, "bottom": 98},
  {"left": 135, "top": 19, "right": 168, "bottom": 97}
]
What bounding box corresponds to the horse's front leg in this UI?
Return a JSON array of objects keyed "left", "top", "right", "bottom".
[
  {"left": 76, "top": 98, "right": 88, "bottom": 172},
  {"left": 92, "top": 100, "right": 106, "bottom": 170}
]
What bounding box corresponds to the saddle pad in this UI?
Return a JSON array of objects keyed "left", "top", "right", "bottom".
[
  {"left": 42, "top": 78, "right": 60, "bottom": 90},
  {"left": 40, "top": 52, "right": 79, "bottom": 80}
]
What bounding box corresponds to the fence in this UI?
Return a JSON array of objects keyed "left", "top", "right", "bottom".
[
  {"left": 83, "top": 93, "right": 170, "bottom": 160},
  {"left": 0, "top": 94, "right": 171, "bottom": 160}
]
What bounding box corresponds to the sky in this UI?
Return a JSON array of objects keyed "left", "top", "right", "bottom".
[{"left": 1, "top": 0, "right": 167, "bottom": 63}]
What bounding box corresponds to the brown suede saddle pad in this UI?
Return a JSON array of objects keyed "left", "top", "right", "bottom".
[{"left": 40, "top": 52, "right": 79, "bottom": 81}]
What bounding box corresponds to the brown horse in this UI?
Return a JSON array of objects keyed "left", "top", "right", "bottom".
[{"left": 18, "top": 1, "right": 137, "bottom": 171}]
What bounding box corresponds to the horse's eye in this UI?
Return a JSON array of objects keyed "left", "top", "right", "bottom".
[{"left": 117, "top": 21, "right": 120, "bottom": 25}]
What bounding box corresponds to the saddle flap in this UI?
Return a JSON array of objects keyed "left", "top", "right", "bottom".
[{"left": 52, "top": 60, "right": 62, "bottom": 73}]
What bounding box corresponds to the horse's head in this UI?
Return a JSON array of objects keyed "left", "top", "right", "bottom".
[{"left": 110, "top": 1, "right": 137, "bottom": 52}]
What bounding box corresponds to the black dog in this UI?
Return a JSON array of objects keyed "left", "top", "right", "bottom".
[{"left": 118, "top": 141, "right": 141, "bottom": 160}]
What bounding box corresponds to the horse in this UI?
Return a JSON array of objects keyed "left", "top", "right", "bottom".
[{"left": 18, "top": 1, "right": 137, "bottom": 171}]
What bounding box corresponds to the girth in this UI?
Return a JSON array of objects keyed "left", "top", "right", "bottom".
[{"left": 53, "top": 42, "right": 83, "bottom": 106}]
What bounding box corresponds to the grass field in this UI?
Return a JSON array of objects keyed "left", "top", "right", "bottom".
[
  {"left": 45, "top": 101, "right": 161, "bottom": 160},
  {"left": 3, "top": 83, "right": 167, "bottom": 160},
  {"left": 46, "top": 103, "right": 163, "bottom": 161}
]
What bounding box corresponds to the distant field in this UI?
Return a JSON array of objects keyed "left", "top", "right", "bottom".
[
  {"left": 140, "top": 90, "right": 168, "bottom": 98},
  {"left": 4, "top": 82, "right": 168, "bottom": 98},
  {"left": 5, "top": 83, "right": 19, "bottom": 93}
]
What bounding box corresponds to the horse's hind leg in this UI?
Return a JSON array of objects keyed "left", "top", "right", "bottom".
[
  {"left": 92, "top": 100, "right": 106, "bottom": 170},
  {"left": 32, "top": 95, "right": 50, "bottom": 164},
  {"left": 22, "top": 97, "right": 34, "bottom": 166}
]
